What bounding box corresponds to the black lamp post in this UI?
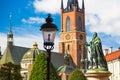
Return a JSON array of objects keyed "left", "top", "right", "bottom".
[{"left": 40, "top": 14, "right": 58, "bottom": 80}]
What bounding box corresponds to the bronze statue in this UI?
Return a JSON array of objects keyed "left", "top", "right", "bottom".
[{"left": 85, "top": 32, "right": 108, "bottom": 71}]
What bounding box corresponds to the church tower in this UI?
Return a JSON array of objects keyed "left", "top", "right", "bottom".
[
  {"left": 59, "top": 0, "right": 87, "bottom": 68},
  {"left": 7, "top": 13, "right": 14, "bottom": 47}
]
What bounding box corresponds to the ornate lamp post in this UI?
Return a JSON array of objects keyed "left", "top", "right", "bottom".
[{"left": 40, "top": 14, "right": 58, "bottom": 80}]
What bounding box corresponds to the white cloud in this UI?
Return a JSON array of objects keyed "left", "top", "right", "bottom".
[
  {"left": 83, "top": 0, "right": 120, "bottom": 50},
  {"left": 32, "top": 0, "right": 120, "bottom": 51},
  {"left": 22, "top": 17, "right": 45, "bottom": 24},
  {"left": 33, "top": 0, "right": 61, "bottom": 14},
  {"left": 1, "top": 0, "right": 120, "bottom": 54},
  {"left": 86, "top": 14, "right": 101, "bottom": 26},
  {"left": 85, "top": 0, "right": 120, "bottom": 36},
  {"left": 15, "top": 34, "right": 59, "bottom": 52},
  {"left": 0, "top": 32, "right": 59, "bottom": 54},
  {"left": 33, "top": 0, "right": 120, "bottom": 36},
  {"left": 0, "top": 33, "right": 7, "bottom": 53}
]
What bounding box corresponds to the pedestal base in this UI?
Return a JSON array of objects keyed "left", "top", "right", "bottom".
[{"left": 85, "top": 72, "right": 111, "bottom": 80}]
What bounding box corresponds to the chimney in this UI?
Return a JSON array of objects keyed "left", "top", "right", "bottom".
[
  {"left": 110, "top": 47, "right": 113, "bottom": 53},
  {"left": 118, "top": 47, "right": 120, "bottom": 50},
  {"left": 104, "top": 49, "right": 109, "bottom": 55}
]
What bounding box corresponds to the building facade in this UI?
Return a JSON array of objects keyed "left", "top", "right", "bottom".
[
  {"left": 21, "top": 42, "right": 41, "bottom": 80},
  {"left": 0, "top": 14, "right": 30, "bottom": 65},
  {"left": 0, "top": 13, "right": 64, "bottom": 80},
  {"left": 59, "top": 0, "right": 87, "bottom": 68},
  {"left": 105, "top": 49, "right": 120, "bottom": 80}
]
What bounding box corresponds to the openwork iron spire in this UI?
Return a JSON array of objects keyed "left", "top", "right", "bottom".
[
  {"left": 64, "top": 0, "right": 82, "bottom": 12},
  {"left": 82, "top": 0, "right": 85, "bottom": 9},
  {"left": 61, "top": 0, "right": 64, "bottom": 9},
  {"left": 9, "top": 12, "right": 12, "bottom": 34}
]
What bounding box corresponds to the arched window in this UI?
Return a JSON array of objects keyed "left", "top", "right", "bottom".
[
  {"left": 66, "top": 16, "right": 70, "bottom": 31},
  {"left": 78, "top": 16, "right": 82, "bottom": 31},
  {"left": 68, "top": 44, "right": 70, "bottom": 50}
]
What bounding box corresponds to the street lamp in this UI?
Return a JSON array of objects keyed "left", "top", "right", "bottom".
[{"left": 40, "top": 14, "right": 58, "bottom": 80}]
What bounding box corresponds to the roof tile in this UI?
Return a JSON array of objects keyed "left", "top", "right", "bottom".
[{"left": 105, "top": 50, "right": 120, "bottom": 61}]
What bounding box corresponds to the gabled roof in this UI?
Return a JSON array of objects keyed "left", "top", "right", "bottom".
[
  {"left": 51, "top": 51, "right": 64, "bottom": 68},
  {"left": 41, "top": 50, "right": 65, "bottom": 69},
  {"left": 105, "top": 50, "right": 120, "bottom": 61},
  {"left": 0, "top": 44, "right": 65, "bottom": 69},
  {"left": 0, "top": 46, "right": 30, "bottom": 65},
  {"left": 0, "top": 47, "right": 14, "bottom": 65},
  {"left": 10, "top": 46, "right": 30, "bottom": 64}
]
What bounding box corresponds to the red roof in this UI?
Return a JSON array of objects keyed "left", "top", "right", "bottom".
[{"left": 105, "top": 50, "right": 120, "bottom": 61}]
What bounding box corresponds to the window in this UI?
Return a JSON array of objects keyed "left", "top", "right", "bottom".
[
  {"left": 78, "top": 16, "right": 82, "bottom": 31},
  {"left": 79, "top": 45, "right": 81, "bottom": 51},
  {"left": 25, "top": 63, "right": 27, "bottom": 67},
  {"left": 68, "top": 44, "right": 70, "bottom": 50},
  {"left": 66, "top": 16, "right": 70, "bottom": 31}
]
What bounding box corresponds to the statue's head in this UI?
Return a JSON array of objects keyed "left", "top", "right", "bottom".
[{"left": 92, "top": 32, "right": 97, "bottom": 39}]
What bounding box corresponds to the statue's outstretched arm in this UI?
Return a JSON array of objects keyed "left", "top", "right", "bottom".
[{"left": 83, "top": 41, "right": 90, "bottom": 47}]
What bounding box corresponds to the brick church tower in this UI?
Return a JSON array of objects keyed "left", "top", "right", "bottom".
[{"left": 59, "top": 0, "right": 87, "bottom": 68}]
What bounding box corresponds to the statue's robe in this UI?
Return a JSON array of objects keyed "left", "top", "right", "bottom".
[{"left": 93, "top": 37, "right": 108, "bottom": 70}]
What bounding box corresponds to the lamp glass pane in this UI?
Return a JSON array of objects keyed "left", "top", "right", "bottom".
[{"left": 42, "top": 30, "right": 56, "bottom": 43}]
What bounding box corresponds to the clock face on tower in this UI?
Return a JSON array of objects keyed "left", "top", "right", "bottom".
[
  {"left": 8, "top": 38, "right": 13, "bottom": 42},
  {"left": 65, "top": 34, "right": 70, "bottom": 40}
]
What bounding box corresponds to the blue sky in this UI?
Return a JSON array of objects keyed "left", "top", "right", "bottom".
[{"left": 0, "top": 0, "right": 120, "bottom": 54}]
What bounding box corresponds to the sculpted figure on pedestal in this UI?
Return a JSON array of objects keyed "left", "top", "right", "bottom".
[{"left": 85, "top": 32, "right": 108, "bottom": 71}]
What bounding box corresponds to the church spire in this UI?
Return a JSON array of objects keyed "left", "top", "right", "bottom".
[
  {"left": 61, "top": 0, "right": 63, "bottom": 9},
  {"left": 9, "top": 12, "right": 12, "bottom": 34},
  {"left": 64, "top": 0, "right": 81, "bottom": 12},
  {"left": 73, "top": 0, "right": 76, "bottom": 6},
  {"left": 66, "top": 0, "right": 72, "bottom": 10},
  {"left": 82, "top": 0, "right": 85, "bottom": 9},
  {"left": 7, "top": 12, "right": 14, "bottom": 47}
]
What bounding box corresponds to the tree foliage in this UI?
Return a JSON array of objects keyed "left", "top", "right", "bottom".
[
  {"left": 69, "top": 69, "right": 87, "bottom": 80},
  {"left": 0, "top": 62, "right": 22, "bottom": 80},
  {"left": 29, "top": 51, "right": 60, "bottom": 80}
]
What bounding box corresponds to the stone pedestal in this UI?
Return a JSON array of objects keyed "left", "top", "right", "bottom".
[{"left": 85, "top": 72, "right": 111, "bottom": 80}]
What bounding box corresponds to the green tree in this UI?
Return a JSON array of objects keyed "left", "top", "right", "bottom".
[
  {"left": 0, "top": 62, "right": 22, "bottom": 80},
  {"left": 69, "top": 69, "right": 87, "bottom": 80},
  {"left": 29, "top": 51, "right": 60, "bottom": 80}
]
